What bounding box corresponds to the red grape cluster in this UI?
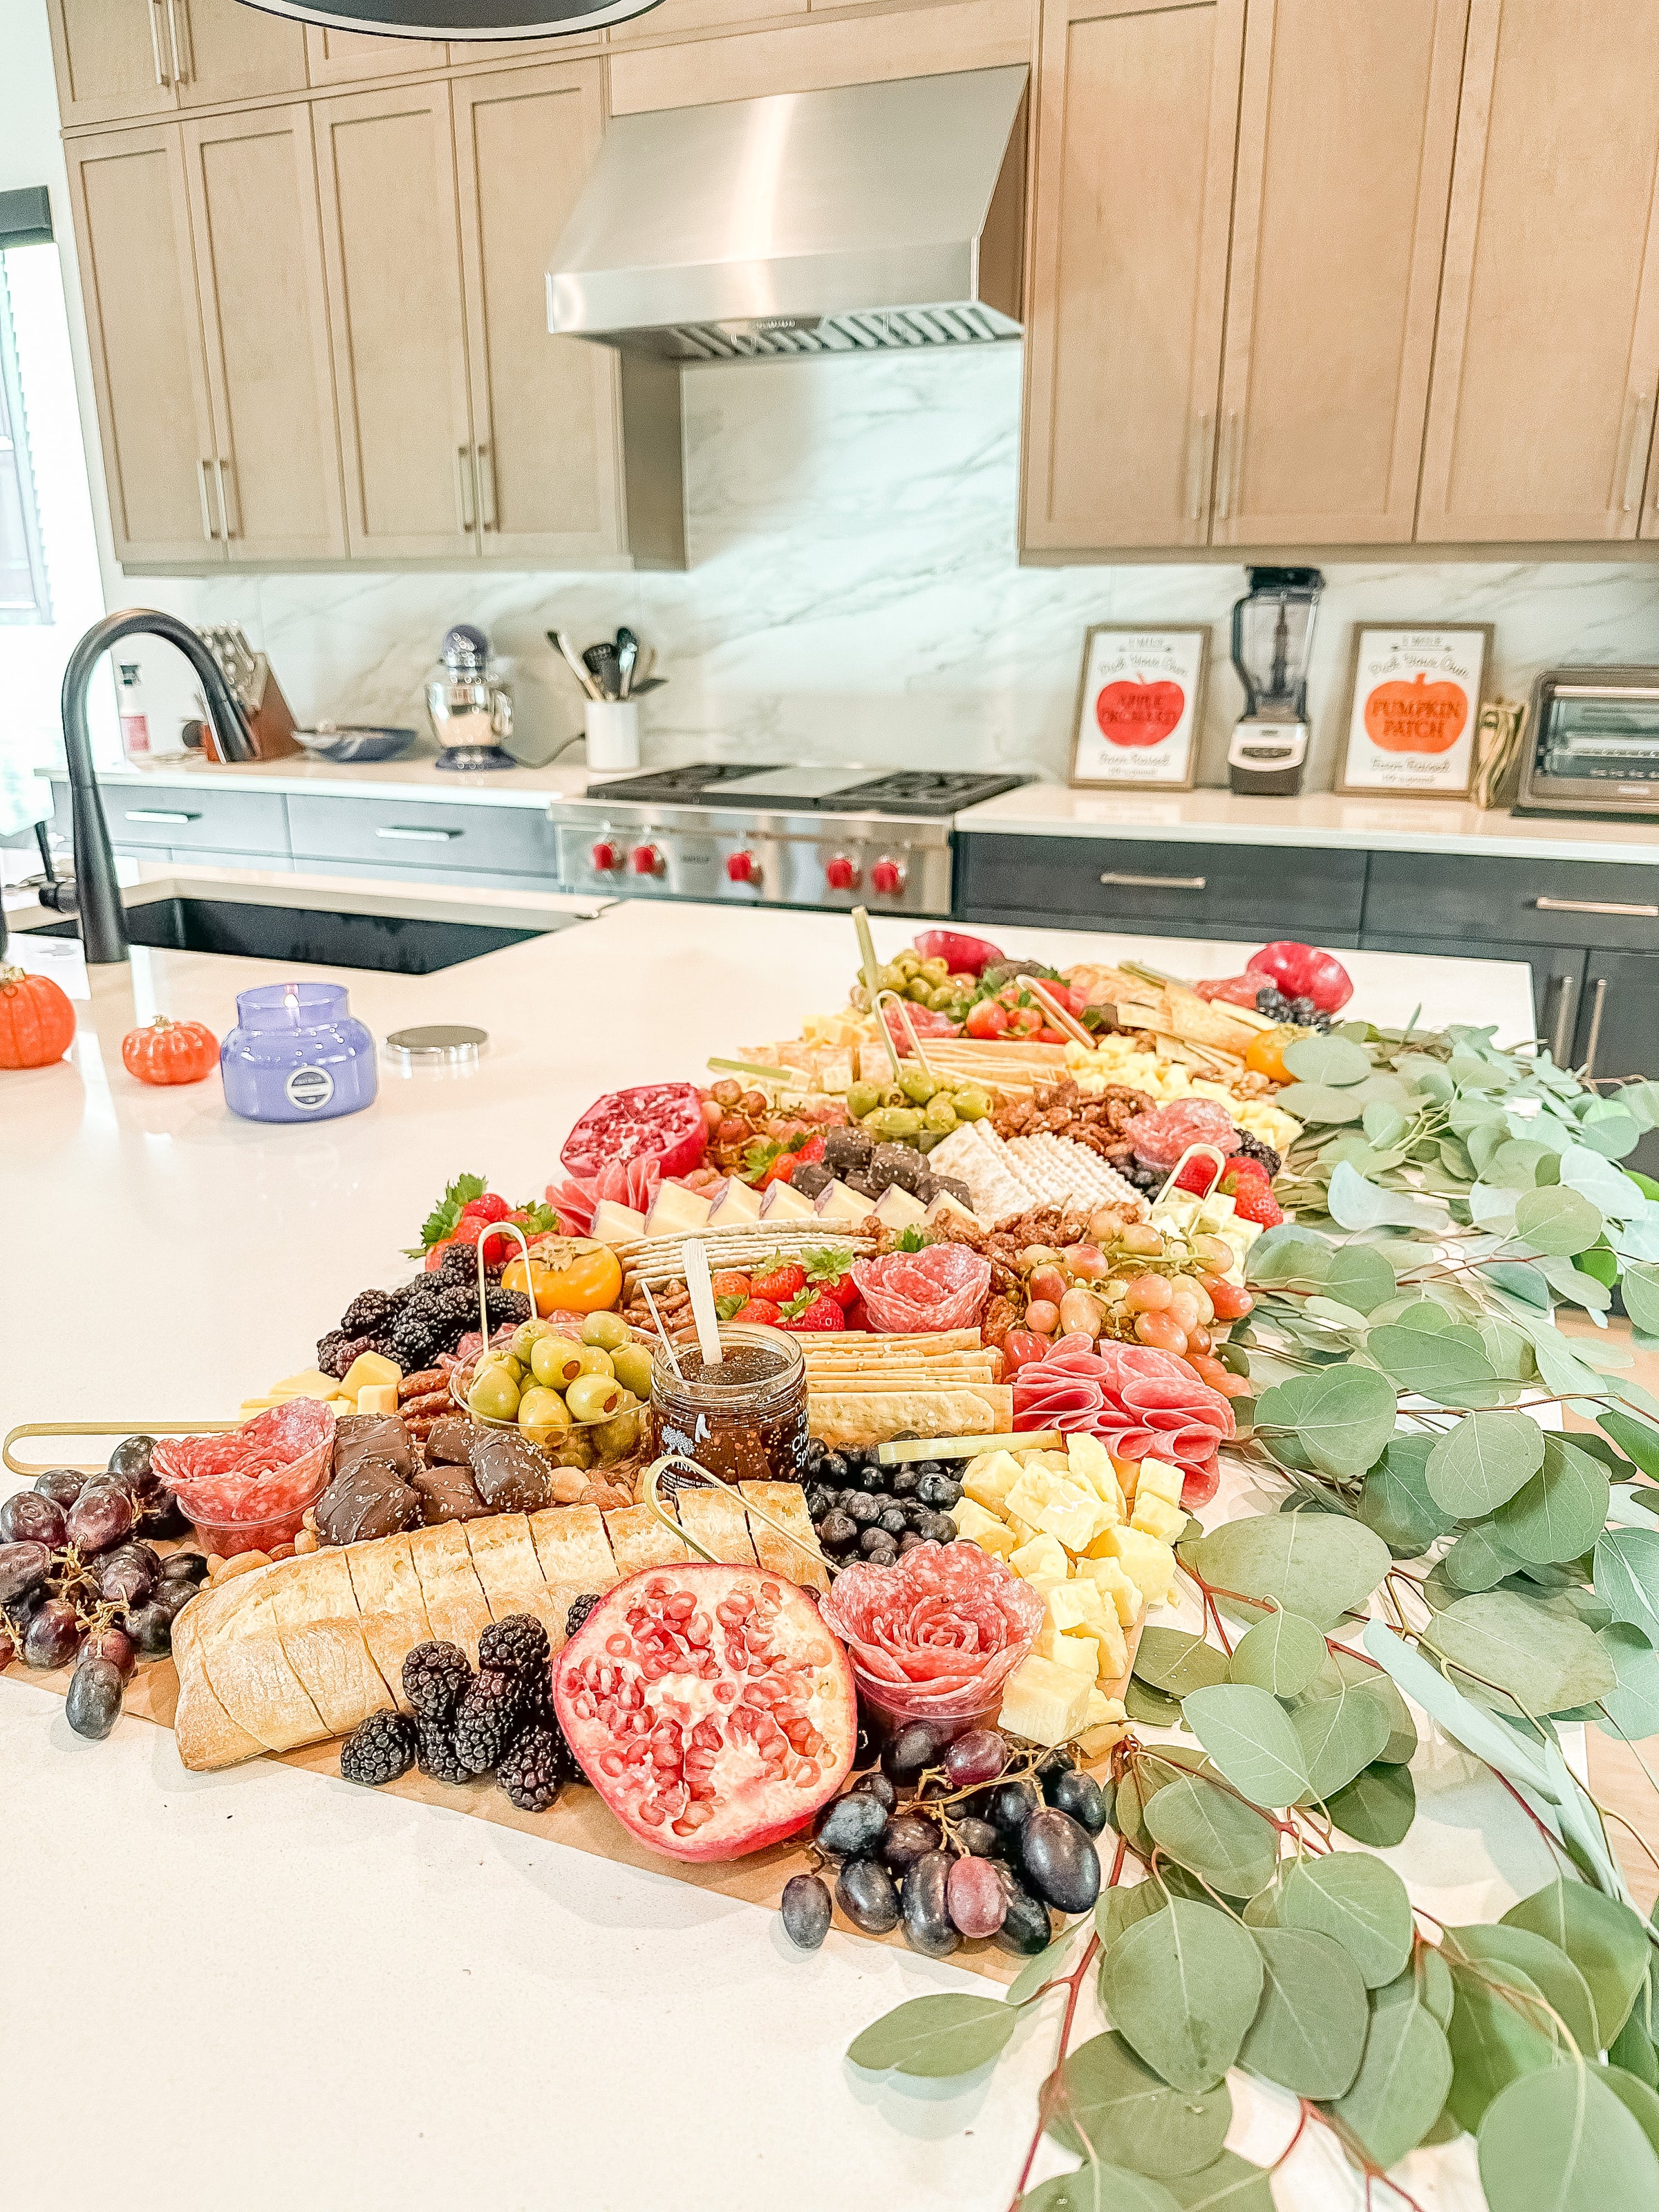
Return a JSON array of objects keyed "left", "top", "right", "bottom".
[{"left": 0, "top": 1437, "right": 203, "bottom": 1742}]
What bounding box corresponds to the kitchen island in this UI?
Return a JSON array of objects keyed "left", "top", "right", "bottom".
[{"left": 1, "top": 889, "right": 1537, "bottom": 2212}]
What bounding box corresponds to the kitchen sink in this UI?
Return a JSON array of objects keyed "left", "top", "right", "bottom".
[{"left": 35, "top": 897, "right": 563, "bottom": 975}]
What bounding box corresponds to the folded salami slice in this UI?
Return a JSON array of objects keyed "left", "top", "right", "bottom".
[{"left": 1013, "top": 1340, "right": 1234, "bottom": 1506}]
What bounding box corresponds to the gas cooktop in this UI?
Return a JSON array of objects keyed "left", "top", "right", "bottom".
[{"left": 587, "top": 762, "right": 1029, "bottom": 817}]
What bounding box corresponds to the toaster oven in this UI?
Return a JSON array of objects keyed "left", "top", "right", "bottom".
[{"left": 1516, "top": 667, "right": 1659, "bottom": 816}]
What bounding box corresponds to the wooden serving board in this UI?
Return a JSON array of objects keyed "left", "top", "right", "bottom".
[{"left": 7, "top": 1633, "right": 1130, "bottom": 1987}]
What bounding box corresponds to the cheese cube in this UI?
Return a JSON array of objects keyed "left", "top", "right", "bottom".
[
  {"left": 1076, "top": 1689, "right": 1130, "bottom": 1760},
  {"left": 1077, "top": 1556, "right": 1144, "bottom": 1627},
  {"left": 1136, "top": 1456, "right": 1184, "bottom": 1509},
  {"left": 1043, "top": 1581, "right": 1096, "bottom": 1636},
  {"left": 270, "top": 1369, "right": 341, "bottom": 1401},
  {"left": 950, "top": 1498, "right": 1018, "bottom": 1556},
  {"left": 340, "top": 1351, "right": 401, "bottom": 1398},
  {"left": 1006, "top": 1515, "right": 1040, "bottom": 1550},
  {"left": 1033, "top": 1622, "right": 1101, "bottom": 1678},
  {"left": 644, "top": 1181, "right": 715, "bottom": 1237},
  {"left": 1009, "top": 1533, "right": 1069, "bottom": 1584},
  {"left": 1025, "top": 1450, "right": 1076, "bottom": 1480},
  {"left": 1067, "top": 1434, "right": 1124, "bottom": 1517},
  {"left": 1005, "top": 1469, "right": 1062, "bottom": 1527},
  {"left": 355, "top": 1381, "right": 400, "bottom": 1417},
  {"left": 964, "top": 1450, "right": 1023, "bottom": 1513},
  {"left": 1131, "top": 1492, "right": 1187, "bottom": 1544},
  {"left": 324, "top": 1394, "right": 355, "bottom": 1415},
  {"left": 998, "top": 1654, "right": 1095, "bottom": 1747},
  {"left": 1035, "top": 1490, "right": 1111, "bottom": 1556},
  {"left": 1091, "top": 1609, "right": 1130, "bottom": 1685},
  {"left": 1100, "top": 1528, "right": 1178, "bottom": 1608}
]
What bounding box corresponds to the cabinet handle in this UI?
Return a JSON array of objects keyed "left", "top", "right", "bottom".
[
  {"left": 454, "top": 445, "right": 476, "bottom": 533},
  {"left": 1215, "top": 411, "right": 1242, "bottom": 521},
  {"left": 165, "top": 0, "right": 186, "bottom": 84},
  {"left": 375, "top": 825, "right": 463, "bottom": 843},
  {"left": 124, "top": 809, "right": 201, "bottom": 824},
  {"left": 148, "top": 0, "right": 172, "bottom": 85},
  {"left": 1543, "top": 970, "right": 1577, "bottom": 1064},
  {"left": 1582, "top": 975, "right": 1609, "bottom": 1076},
  {"left": 1099, "top": 870, "right": 1207, "bottom": 892},
  {"left": 1620, "top": 392, "right": 1653, "bottom": 513},
  {"left": 476, "top": 443, "right": 497, "bottom": 531},
  {"left": 198, "top": 458, "right": 218, "bottom": 540},
  {"left": 1533, "top": 894, "right": 1659, "bottom": 919},
  {"left": 214, "top": 457, "right": 235, "bottom": 539},
  {"left": 1184, "top": 413, "right": 1211, "bottom": 523}
]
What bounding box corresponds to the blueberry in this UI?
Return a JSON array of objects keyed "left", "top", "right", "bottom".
[
  {"left": 845, "top": 1494, "right": 879, "bottom": 1528},
  {"left": 804, "top": 1485, "right": 831, "bottom": 1521},
  {"left": 803, "top": 1436, "right": 829, "bottom": 1470},
  {"left": 892, "top": 1430, "right": 920, "bottom": 1443},
  {"left": 915, "top": 1472, "right": 959, "bottom": 1509},
  {"left": 820, "top": 1453, "right": 849, "bottom": 1487},
  {"left": 863, "top": 1535, "right": 899, "bottom": 1566},
  {"left": 878, "top": 1507, "right": 908, "bottom": 1537},
  {"left": 859, "top": 1464, "right": 885, "bottom": 1494},
  {"left": 890, "top": 1468, "right": 921, "bottom": 1497},
  {"left": 817, "top": 1511, "right": 859, "bottom": 1553},
  {"left": 897, "top": 1533, "right": 927, "bottom": 1555}
]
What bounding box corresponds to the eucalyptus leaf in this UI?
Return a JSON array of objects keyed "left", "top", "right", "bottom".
[
  {"left": 1291, "top": 1675, "right": 1393, "bottom": 1801},
  {"left": 1426, "top": 1411, "right": 1546, "bottom": 1516},
  {"left": 1133, "top": 1628, "right": 1232, "bottom": 1698},
  {"left": 1429, "top": 1591, "right": 1616, "bottom": 1716},
  {"left": 1477, "top": 2059, "right": 1659, "bottom": 2211},
  {"left": 1096, "top": 1879, "right": 1170, "bottom": 1949},
  {"left": 1448, "top": 1924, "right": 1598, "bottom": 2054},
  {"left": 1485, "top": 1138, "right": 1555, "bottom": 1189},
  {"left": 1020, "top": 2166, "right": 1181, "bottom": 2212},
  {"left": 1329, "top": 1161, "right": 1447, "bottom": 1232},
  {"left": 1369, "top": 1324, "right": 1499, "bottom": 1407},
  {"left": 1476, "top": 1314, "right": 1538, "bottom": 1387},
  {"left": 1100, "top": 1899, "right": 1264, "bottom": 2094},
  {"left": 1281, "top": 1854, "right": 1413, "bottom": 1987},
  {"left": 1622, "top": 1262, "right": 1659, "bottom": 1338},
  {"left": 1228, "top": 1609, "right": 1326, "bottom": 1697},
  {"left": 1183, "top": 1512, "right": 1391, "bottom": 1631},
  {"left": 1600, "top": 2064, "right": 1659, "bottom": 2159},
  {"left": 1142, "top": 1774, "right": 1280, "bottom": 1898},
  {"left": 1323, "top": 1244, "right": 1398, "bottom": 1316},
  {"left": 1326, "top": 1645, "right": 1418, "bottom": 1762},
  {"left": 1442, "top": 1523, "right": 1526, "bottom": 1592},
  {"left": 1502, "top": 1880, "right": 1651, "bottom": 2048},
  {"left": 1486, "top": 1259, "right": 1553, "bottom": 1308},
  {"left": 1445, "top": 1958, "right": 1562, "bottom": 2128},
  {"left": 1283, "top": 1031, "right": 1371, "bottom": 1086},
  {"left": 1252, "top": 1365, "right": 1401, "bottom": 1483},
  {"left": 1125, "top": 1680, "right": 1188, "bottom": 1730},
  {"left": 1420, "top": 1944, "right": 1456, "bottom": 2028},
  {"left": 1601, "top": 1407, "right": 1659, "bottom": 1481},
  {"left": 1559, "top": 1144, "right": 1645, "bottom": 1215},
  {"left": 1592, "top": 1624, "right": 1659, "bottom": 1742},
  {"left": 1594, "top": 1528, "right": 1659, "bottom": 1644},
  {"left": 1328, "top": 1974, "right": 1454, "bottom": 2173},
  {"left": 847, "top": 1992, "right": 1021, "bottom": 2077},
  {"left": 1360, "top": 1433, "right": 1457, "bottom": 1555},
  {"left": 1238, "top": 1927, "right": 1369, "bottom": 2098},
  {"left": 1047, "top": 2030, "right": 1232, "bottom": 2175},
  {"left": 1180, "top": 1684, "right": 1309, "bottom": 1808},
  {"left": 1514, "top": 1184, "right": 1606, "bottom": 1257},
  {"left": 1535, "top": 1253, "right": 1615, "bottom": 1312},
  {"left": 1494, "top": 1436, "right": 1612, "bottom": 1566},
  {"left": 1277, "top": 1082, "right": 1367, "bottom": 1125},
  {"left": 1159, "top": 2152, "right": 1276, "bottom": 2211},
  {"left": 1362, "top": 1100, "right": 1408, "bottom": 1148},
  {"left": 1245, "top": 1225, "right": 1333, "bottom": 1288}
]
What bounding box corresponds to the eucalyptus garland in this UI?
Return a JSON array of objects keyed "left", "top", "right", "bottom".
[{"left": 847, "top": 1018, "right": 1659, "bottom": 2211}]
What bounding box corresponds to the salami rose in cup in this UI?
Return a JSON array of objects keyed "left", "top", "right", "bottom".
[
  {"left": 1013, "top": 1340, "right": 1234, "bottom": 1508},
  {"left": 820, "top": 1541, "right": 1044, "bottom": 1733},
  {"left": 849, "top": 1244, "right": 992, "bottom": 1334}
]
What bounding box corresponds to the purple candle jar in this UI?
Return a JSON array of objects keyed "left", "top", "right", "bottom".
[{"left": 219, "top": 982, "right": 377, "bottom": 1123}]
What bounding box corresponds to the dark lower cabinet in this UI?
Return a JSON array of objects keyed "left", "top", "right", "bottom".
[{"left": 1358, "top": 932, "right": 1585, "bottom": 1058}]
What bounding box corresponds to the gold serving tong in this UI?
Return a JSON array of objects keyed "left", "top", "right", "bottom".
[
  {"left": 641, "top": 1450, "right": 839, "bottom": 1580},
  {"left": 872, "top": 986, "right": 938, "bottom": 1082},
  {"left": 1152, "top": 1142, "right": 1231, "bottom": 1211},
  {"left": 3, "top": 1418, "right": 237, "bottom": 1480}
]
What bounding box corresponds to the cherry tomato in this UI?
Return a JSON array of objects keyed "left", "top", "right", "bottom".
[{"left": 966, "top": 1000, "right": 1009, "bottom": 1040}]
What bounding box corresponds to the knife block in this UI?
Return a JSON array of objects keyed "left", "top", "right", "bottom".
[{"left": 200, "top": 659, "right": 303, "bottom": 763}]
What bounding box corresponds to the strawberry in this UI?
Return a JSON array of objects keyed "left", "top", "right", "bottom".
[
  {"left": 1221, "top": 1157, "right": 1269, "bottom": 1188},
  {"left": 777, "top": 1290, "right": 847, "bottom": 1333},
  {"left": 732, "top": 1296, "right": 782, "bottom": 1325},
  {"left": 460, "top": 1192, "right": 511, "bottom": 1224},
  {"left": 751, "top": 1259, "right": 808, "bottom": 1303},
  {"left": 1173, "top": 1156, "right": 1222, "bottom": 1197},
  {"left": 805, "top": 1247, "right": 859, "bottom": 1306},
  {"left": 710, "top": 1271, "right": 752, "bottom": 1299},
  {"left": 1226, "top": 1179, "right": 1284, "bottom": 1228},
  {"left": 424, "top": 1237, "right": 458, "bottom": 1272}
]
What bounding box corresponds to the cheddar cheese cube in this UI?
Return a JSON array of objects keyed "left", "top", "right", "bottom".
[
  {"left": 340, "top": 1351, "right": 402, "bottom": 1398},
  {"left": 1005, "top": 1469, "right": 1062, "bottom": 1527},
  {"left": 1076, "top": 1689, "right": 1130, "bottom": 1759},
  {"left": 1067, "top": 1434, "right": 1125, "bottom": 1518},
  {"left": 950, "top": 1498, "right": 1018, "bottom": 1556},
  {"left": 1099, "top": 1527, "right": 1178, "bottom": 1608},
  {"left": 355, "top": 1381, "right": 400, "bottom": 1417},
  {"left": 1077, "top": 1555, "right": 1145, "bottom": 1627},
  {"left": 270, "top": 1369, "right": 341, "bottom": 1401},
  {"left": 999, "top": 1654, "right": 1095, "bottom": 1747},
  {"left": 963, "top": 1450, "right": 1023, "bottom": 1513},
  {"left": 1130, "top": 1492, "right": 1186, "bottom": 1544},
  {"left": 1033, "top": 1622, "right": 1100, "bottom": 1678},
  {"left": 1035, "top": 1489, "right": 1111, "bottom": 1556},
  {"left": 1010, "top": 1533, "right": 1070, "bottom": 1584},
  {"left": 1136, "top": 1456, "right": 1184, "bottom": 1509}
]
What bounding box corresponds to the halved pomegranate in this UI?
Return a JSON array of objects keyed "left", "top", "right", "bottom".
[{"left": 554, "top": 1564, "right": 857, "bottom": 1863}]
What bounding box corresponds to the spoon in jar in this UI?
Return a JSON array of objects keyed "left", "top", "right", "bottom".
[{"left": 683, "top": 1238, "right": 724, "bottom": 1370}]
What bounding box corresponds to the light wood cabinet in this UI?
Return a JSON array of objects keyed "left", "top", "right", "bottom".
[
  {"left": 48, "top": 0, "right": 307, "bottom": 124},
  {"left": 1212, "top": 0, "right": 1466, "bottom": 546},
  {"left": 303, "top": 26, "right": 449, "bottom": 84},
  {"left": 175, "top": 0, "right": 309, "bottom": 106},
  {"left": 178, "top": 106, "right": 347, "bottom": 561},
  {"left": 312, "top": 82, "right": 478, "bottom": 560},
  {"left": 609, "top": 0, "right": 807, "bottom": 45},
  {"left": 1022, "top": 0, "right": 1243, "bottom": 553},
  {"left": 1418, "top": 0, "right": 1659, "bottom": 543},
  {"left": 65, "top": 123, "right": 221, "bottom": 563}
]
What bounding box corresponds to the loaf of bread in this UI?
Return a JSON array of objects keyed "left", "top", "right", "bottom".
[{"left": 171, "top": 1483, "right": 825, "bottom": 1772}]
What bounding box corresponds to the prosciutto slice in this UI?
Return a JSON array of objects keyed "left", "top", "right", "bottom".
[
  {"left": 1013, "top": 1340, "right": 1235, "bottom": 1507},
  {"left": 546, "top": 1155, "right": 659, "bottom": 1236}
]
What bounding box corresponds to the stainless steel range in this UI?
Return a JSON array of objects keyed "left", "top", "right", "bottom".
[{"left": 547, "top": 764, "right": 1029, "bottom": 914}]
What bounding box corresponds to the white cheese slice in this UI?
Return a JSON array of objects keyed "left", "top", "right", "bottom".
[
  {"left": 760, "top": 1181, "right": 816, "bottom": 1222},
  {"left": 590, "top": 1199, "right": 648, "bottom": 1245},
  {"left": 817, "top": 1178, "right": 874, "bottom": 1223},
  {"left": 872, "top": 1183, "right": 927, "bottom": 1228},
  {"left": 644, "top": 1182, "right": 713, "bottom": 1238},
  {"left": 706, "top": 1179, "right": 762, "bottom": 1226}
]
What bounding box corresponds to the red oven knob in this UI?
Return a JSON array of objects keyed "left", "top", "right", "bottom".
[
  {"left": 870, "top": 856, "right": 906, "bottom": 897},
  {"left": 824, "top": 855, "right": 859, "bottom": 892},
  {"left": 631, "top": 843, "right": 664, "bottom": 877},
  {"left": 591, "top": 839, "right": 620, "bottom": 872},
  {"left": 726, "top": 850, "right": 760, "bottom": 885}
]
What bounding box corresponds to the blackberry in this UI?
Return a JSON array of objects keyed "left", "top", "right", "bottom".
[
  {"left": 436, "top": 1283, "right": 486, "bottom": 1326},
  {"left": 340, "top": 1288, "right": 394, "bottom": 1338},
  {"left": 316, "top": 1329, "right": 352, "bottom": 1379},
  {"left": 564, "top": 1592, "right": 603, "bottom": 1639},
  {"left": 1254, "top": 984, "right": 1297, "bottom": 1023},
  {"left": 387, "top": 1309, "right": 445, "bottom": 1371},
  {"left": 340, "top": 1709, "right": 415, "bottom": 1787},
  {"left": 1233, "top": 1132, "right": 1282, "bottom": 1178},
  {"left": 483, "top": 1286, "right": 532, "bottom": 1332},
  {"left": 415, "top": 1716, "right": 477, "bottom": 1785},
  {"left": 452, "top": 1667, "right": 526, "bottom": 1774},
  {"left": 478, "top": 1614, "right": 550, "bottom": 1677},
  {"left": 401, "top": 1639, "right": 473, "bottom": 1721},
  {"left": 496, "top": 1724, "right": 566, "bottom": 1813}
]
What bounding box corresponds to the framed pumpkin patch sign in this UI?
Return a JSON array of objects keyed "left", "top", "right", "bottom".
[
  {"left": 1336, "top": 623, "right": 1493, "bottom": 798},
  {"left": 1069, "top": 625, "right": 1209, "bottom": 791}
]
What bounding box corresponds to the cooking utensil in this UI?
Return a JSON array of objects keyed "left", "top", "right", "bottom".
[
  {"left": 549, "top": 630, "right": 601, "bottom": 701},
  {"left": 583, "top": 643, "right": 623, "bottom": 701},
  {"left": 682, "top": 1238, "right": 724, "bottom": 1369},
  {"left": 615, "top": 626, "right": 639, "bottom": 699}
]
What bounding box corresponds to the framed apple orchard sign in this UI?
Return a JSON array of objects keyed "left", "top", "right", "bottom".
[
  {"left": 1068, "top": 625, "right": 1209, "bottom": 791},
  {"left": 1335, "top": 623, "right": 1494, "bottom": 798}
]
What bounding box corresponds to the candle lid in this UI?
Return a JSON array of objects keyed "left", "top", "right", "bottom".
[{"left": 384, "top": 1023, "right": 488, "bottom": 1067}]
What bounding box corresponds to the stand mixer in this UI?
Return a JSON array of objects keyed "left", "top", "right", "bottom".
[
  {"left": 427, "top": 624, "right": 516, "bottom": 772},
  {"left": 1226, "top": 567, "right": 1324, "bottom": 797}
]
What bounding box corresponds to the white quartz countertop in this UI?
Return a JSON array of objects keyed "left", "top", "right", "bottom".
[
  {"left": 955, "top": 780, "right": 1659, "bottom": 865},
  {"left": 39, "top": 750, "right": 601, "bottom": 809},
  {"left": 2, "top": 885, "right": 1532, "bottom": 2212}
]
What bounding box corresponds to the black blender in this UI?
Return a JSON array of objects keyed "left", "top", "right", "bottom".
[{"left": 1226, "top": 567, "right": 1324, "bottom": 797}]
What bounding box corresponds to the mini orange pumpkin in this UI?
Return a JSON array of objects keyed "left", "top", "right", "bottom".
[
  {"left": 121, "top": 1014, "right": 220, "bottom": 1086},
  {"left": 0, "top": 964, "right": 77, "bottom": 1069},
  {"left": 1363, "top": 671, "right": 1469, "bottom": 755}
]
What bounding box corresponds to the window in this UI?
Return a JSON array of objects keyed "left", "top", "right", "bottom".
[{"left": 0, "top": 254, "right": 52, "bottom": 624}]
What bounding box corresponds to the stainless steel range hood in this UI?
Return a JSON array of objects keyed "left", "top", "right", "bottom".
[{"left": 547, "top": 67, "right": 1028, "bottom": 363}]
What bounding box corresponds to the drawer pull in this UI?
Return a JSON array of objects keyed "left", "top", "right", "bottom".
[
  {"left": 124, "top": 809, "right": 200, "bottom": 824},
  {"left": 376, "top": 825, "right": 463, "bottom": 843},
  {"left": 1100, "top": 871, "right": 1208, "bottom": 892},
  {"left": 1533, "top": 895, "right": 1658, "bottom": 919}
]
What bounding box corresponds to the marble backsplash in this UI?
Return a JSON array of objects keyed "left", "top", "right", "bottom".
[{"left": 132, "top": 343, "right": 1659, "bottom": 788}]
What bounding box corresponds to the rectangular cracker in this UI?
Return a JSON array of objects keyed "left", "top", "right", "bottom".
[
  {"left": 739, "top": 1481, "right": 830, "bottom": 1593},
  {"left": 406, "top": 1521, "right": 493, "bottom": 1665},
  {"left": 808, "top": 1385, "right": 1013, "bottom": 1449},
  {"left": 604, "top": 1502, "right": 690, "bottom": 1579},
  {"left": 265, "top": 1548, "right": 393, "bottom": 1736},
  {"left": 341, "top": 1530, "right": 432, "bottom": 1705},
  {"left": 674, "top": 1485, "right": 759, "bottom": 1568}
]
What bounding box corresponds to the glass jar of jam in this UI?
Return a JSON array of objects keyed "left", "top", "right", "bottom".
[{"left": 648, "top": 1325, "right": 808, "bottom": 1487}]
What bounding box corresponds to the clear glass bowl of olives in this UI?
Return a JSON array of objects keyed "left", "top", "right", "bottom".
[{"left": 450, "top": 1310, "right": 657, "bottom": 1469}]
